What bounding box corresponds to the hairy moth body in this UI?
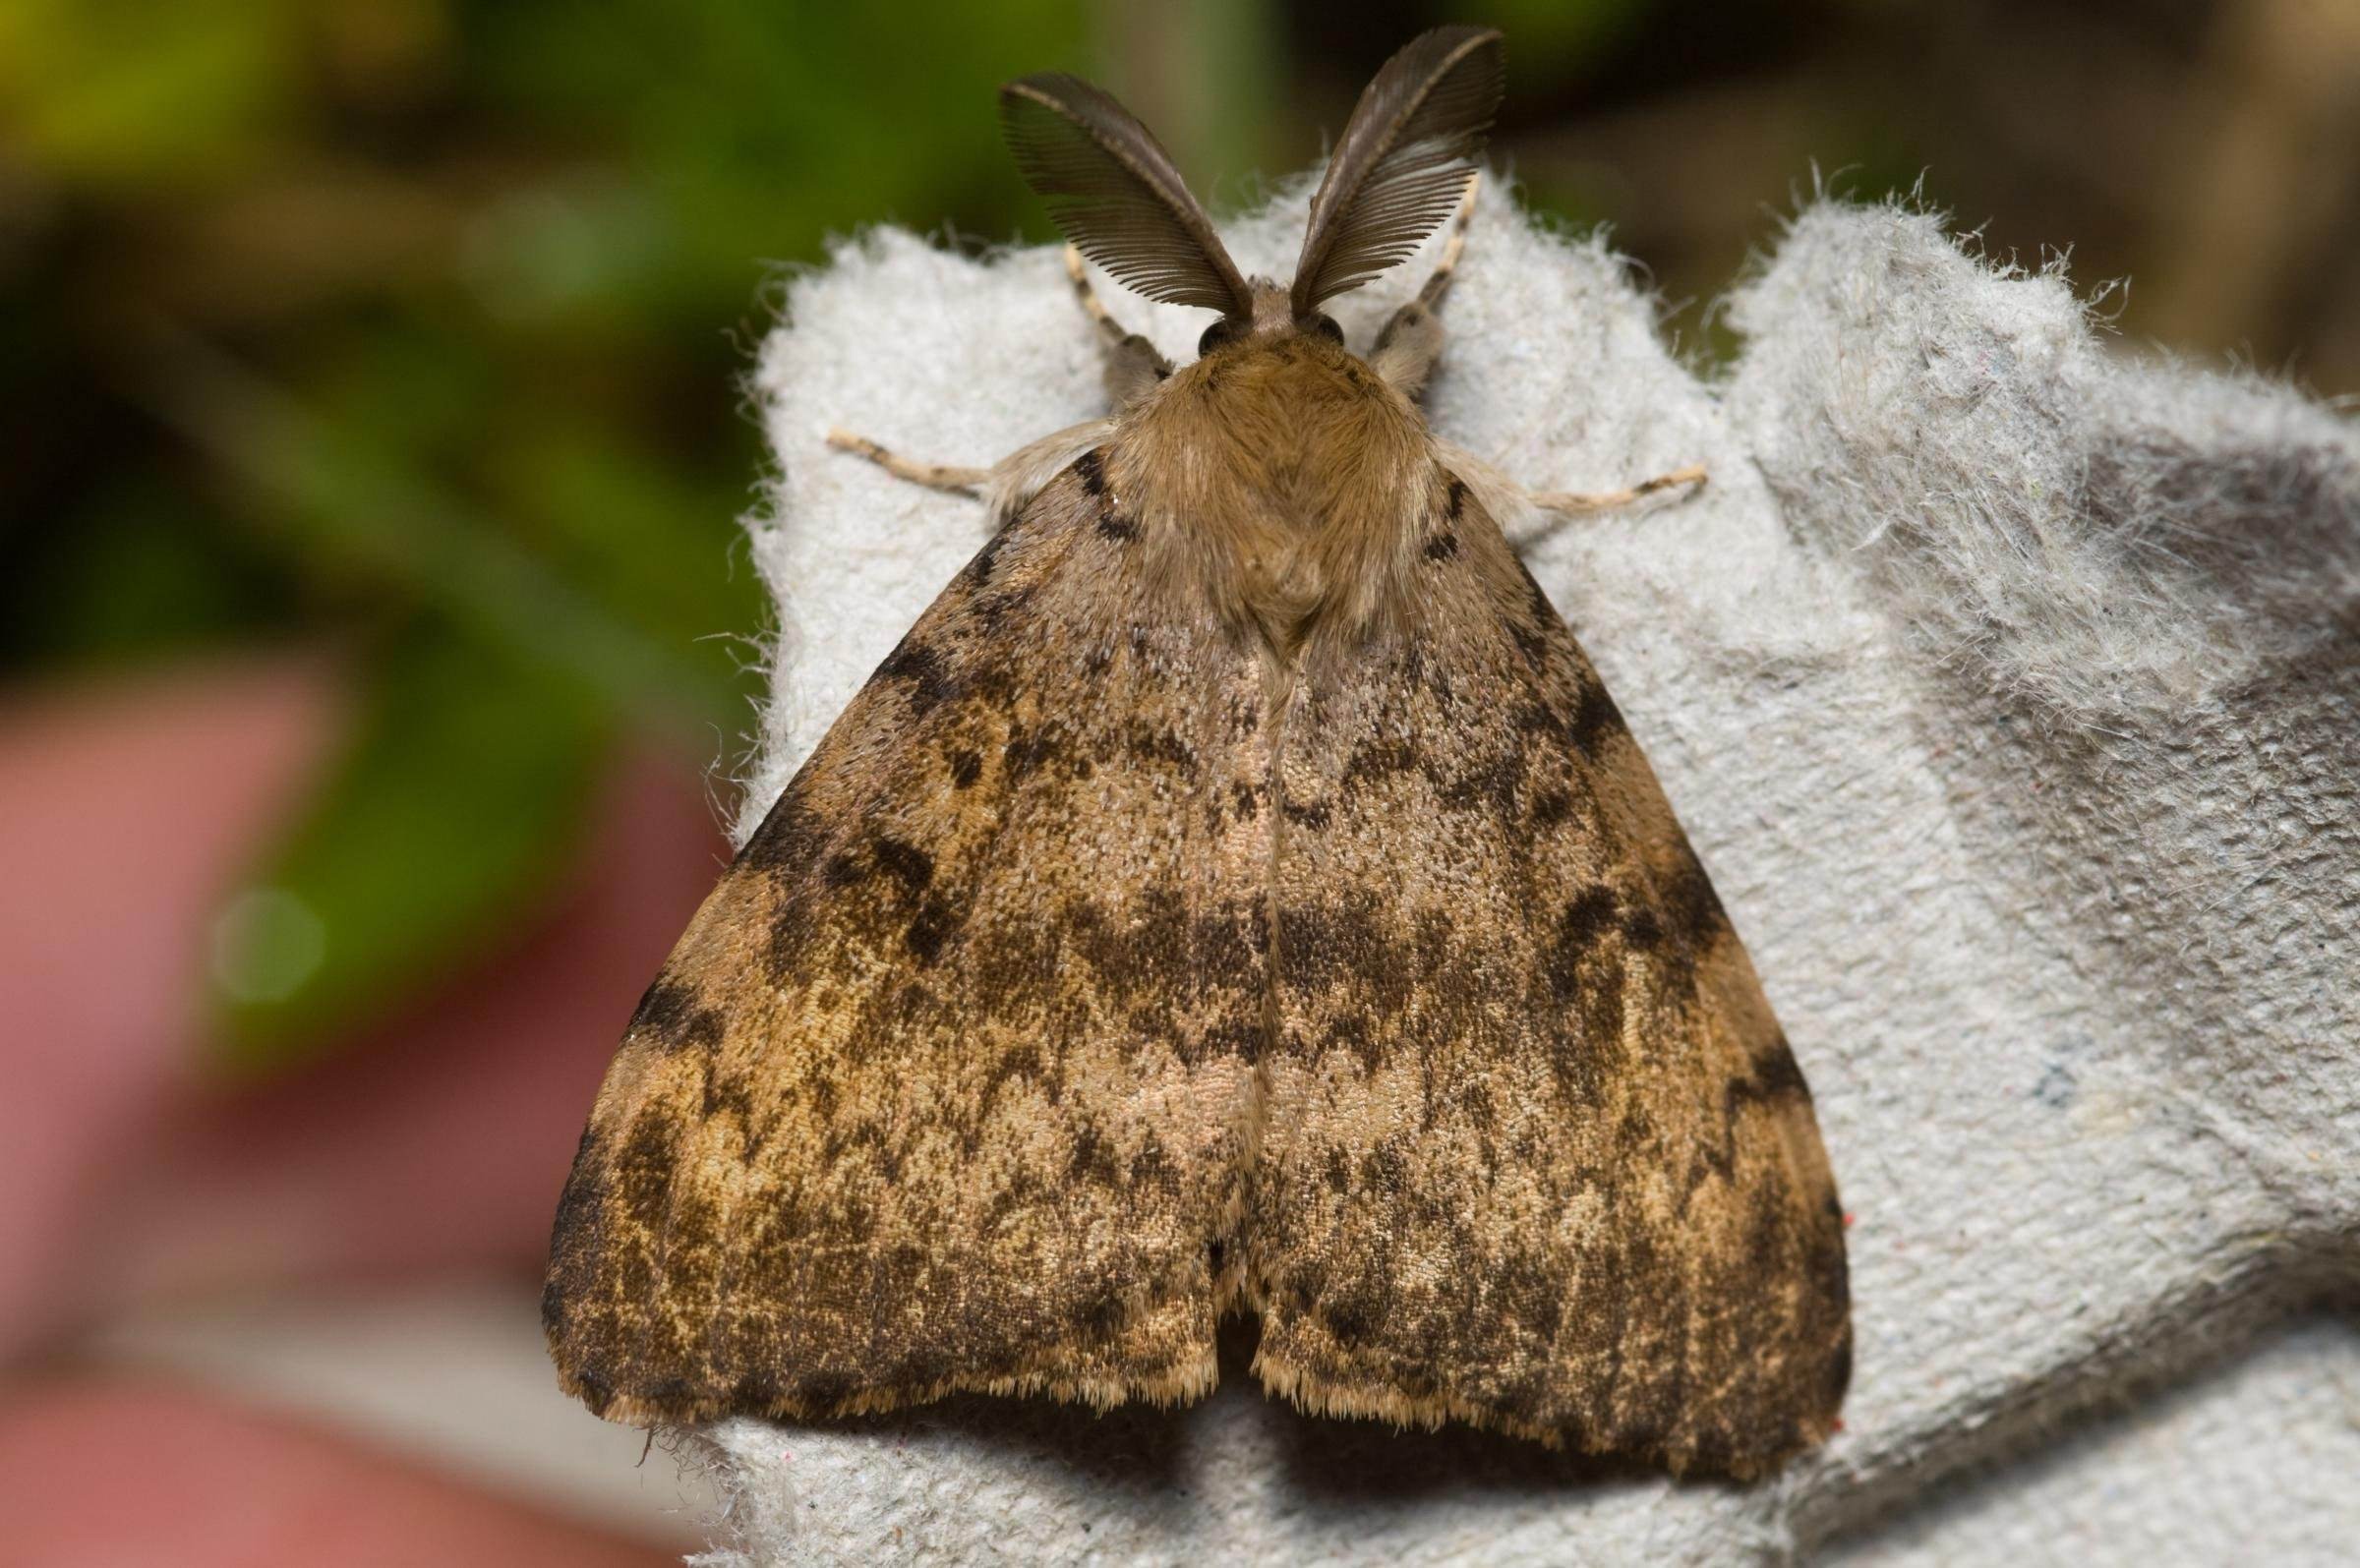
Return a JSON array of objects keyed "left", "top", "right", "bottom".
[{"left": 546, "top": 26, "right": 1849, "bottom": 1479}]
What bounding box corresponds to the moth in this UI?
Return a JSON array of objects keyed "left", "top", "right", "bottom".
[{"left": 545, "top": 26, "right": 1850, "bottom": 1479}]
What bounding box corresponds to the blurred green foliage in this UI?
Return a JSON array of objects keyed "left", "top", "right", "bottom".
[{"left": 213, "top": 620, "right": 607, "bottom": 1073}]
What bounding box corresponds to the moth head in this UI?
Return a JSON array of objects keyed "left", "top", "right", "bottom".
[
  {"left": 1001, "top": 27, "right": 1503, "bottom": 359},
  {"left": 1196, "top": 305, "right": 1342, "bottom": 359}
]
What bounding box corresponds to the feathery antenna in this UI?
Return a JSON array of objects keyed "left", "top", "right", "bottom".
[
  {"left": 1001, "top": 74, "right": 1254, "bottom": 319},
  {"left": 1292, "top": 27, "right": 1504, "bottom": 316}
]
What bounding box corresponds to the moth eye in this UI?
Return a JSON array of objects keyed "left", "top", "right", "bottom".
[
  {"left": 1308, "top": 314, "right": 1344, "bottom": 345},
  {"left": 1198, "top": 318, "right": 1243, "bottom": 357}
]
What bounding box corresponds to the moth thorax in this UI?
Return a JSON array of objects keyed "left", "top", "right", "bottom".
[
  {"left": 1210, "top": 344, "right": 1424, "bottom": 510},
  {"left": 1123, "top": 337, "right": 1433, "bottom": 652}
]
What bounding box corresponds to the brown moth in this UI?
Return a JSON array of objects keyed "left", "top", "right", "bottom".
[{"left": 544, "top": 25, "right": 1850, "bottom": 1479}]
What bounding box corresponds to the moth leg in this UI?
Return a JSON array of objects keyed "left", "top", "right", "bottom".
[
  {"left": 823, "top": 430, "right": 991, "bottom": 495},
  {"left": 1529, "top": 464, "right": 1718, "bottom": 513},
  {"left": 826, "top": 417, "right": 1116, "bottom": 523},
  {"left": 1532, "top": 464, "right": 1709, "bottom": 515},
  {"left": 1369, "top": 174, "right": 1480, "bottom": 398},
  {"left": 1066, "top": 244, "right": 1171, "bottom": 412},
  {"left": 1504, "top": 464, "right": 1710, "bottom": 547}
]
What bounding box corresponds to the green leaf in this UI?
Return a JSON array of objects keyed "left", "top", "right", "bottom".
[
  {"left": 0, "top": 472, "right": 300, "bottom": 669},
  {"left": 1453, "top": 0, "right": 1656, "bottom": 69},
  {"left": 206, "top": 618, "right": 611, "bottom": 1077},
  {"left": 143, "top": 321, "right": 738, "bottom": 743},
  {"left": 0, "top": 0, "right": 298, "bottom": 189}
]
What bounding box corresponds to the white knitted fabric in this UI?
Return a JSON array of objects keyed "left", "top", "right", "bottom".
[{"left": 690, "top": 178, "right": 2360, "bottom": 1565}]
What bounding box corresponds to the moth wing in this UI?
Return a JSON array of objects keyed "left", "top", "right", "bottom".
[
  {"left": 545, "top": 453, "right": 1272, "bottom": 1425},
  {"left": 1253, "top": 482, "right": 1850, "bottom": 1476}
]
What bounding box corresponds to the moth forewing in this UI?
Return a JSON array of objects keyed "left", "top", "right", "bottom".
[{"left": 546, "top": 23, "right": 1847, "bottom": 1481}]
